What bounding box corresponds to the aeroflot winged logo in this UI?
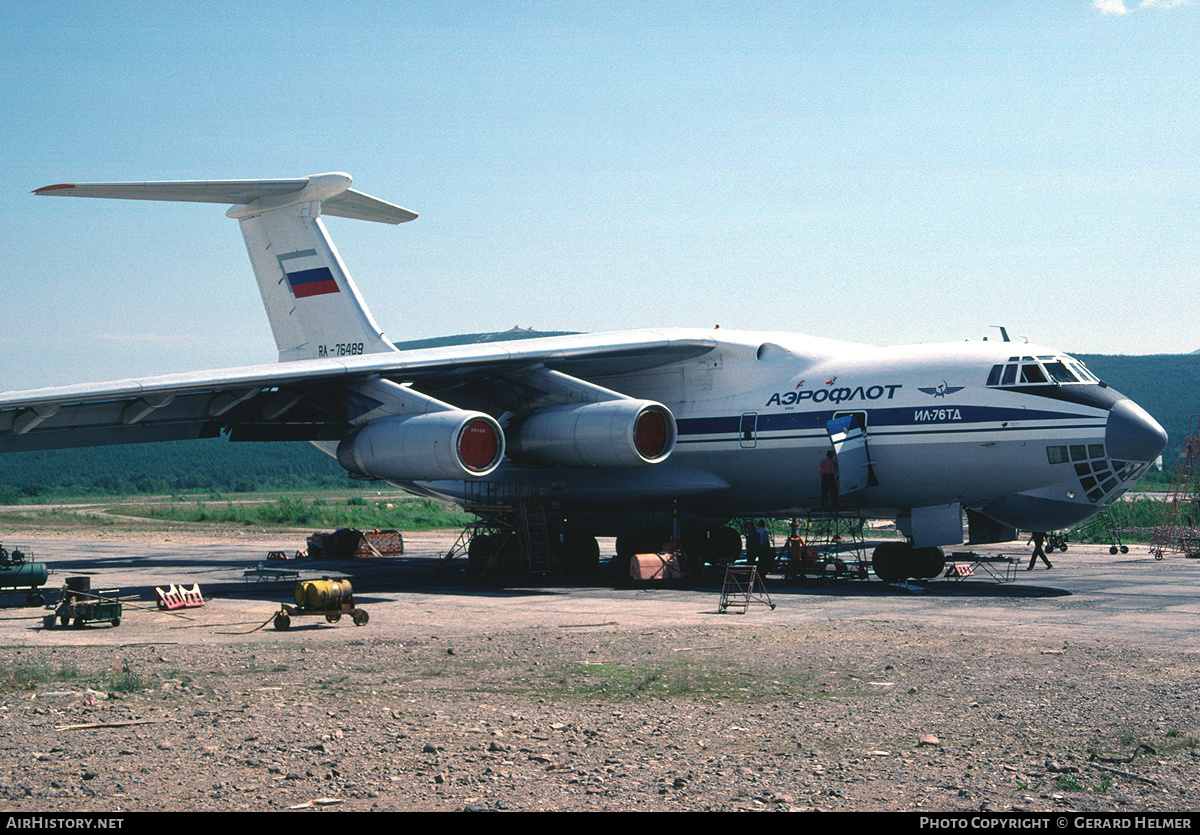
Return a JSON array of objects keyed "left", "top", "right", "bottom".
[
  {"left": 918, "top": 381, "right": 965, "bottom": 398},
  {"left": 287, "top": 266, "right": 341, "bottom": 298}
]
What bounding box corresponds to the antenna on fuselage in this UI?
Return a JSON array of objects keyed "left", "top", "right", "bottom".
[{"left": 990, "top": 326, "right": 1011, "bottom": 343}]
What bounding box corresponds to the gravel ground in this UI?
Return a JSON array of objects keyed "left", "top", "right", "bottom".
[{"left": 0, "top": 525, "right": 1198, "bottom": 813}]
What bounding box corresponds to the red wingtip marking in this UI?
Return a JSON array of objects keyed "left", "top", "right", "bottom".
[{"left": 33, "top": 183, "right": 77, "bottom": 194}]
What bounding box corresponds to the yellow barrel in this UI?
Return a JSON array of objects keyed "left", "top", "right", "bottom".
[{"left": 294, "top": 578, "right": 353, "bottom": 611}]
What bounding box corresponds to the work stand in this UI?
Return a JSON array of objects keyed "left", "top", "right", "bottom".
[
  {"left": 779, "top": 509, "right": 870, "bottom": 581},
  {"left": 717, "top": 566, "right": 775, "bottom": 614},
  {"left": 944, "top": 551, "right": 1019, "bottom": 583},
  {"left": 441, "top": 481, "right": 553, "bottom": 577}
]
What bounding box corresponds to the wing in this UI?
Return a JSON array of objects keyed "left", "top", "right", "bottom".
[{"left": 0, "top": 330, "right": 716, "bottom": 452}]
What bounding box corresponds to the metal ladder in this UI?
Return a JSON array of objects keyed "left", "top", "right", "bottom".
[{"left": 717, "top": 566, "right": 775, "bottom": 614}]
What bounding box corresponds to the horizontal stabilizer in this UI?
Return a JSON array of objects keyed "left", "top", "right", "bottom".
[{"left": 34, "top": 174, "right": 417, "bottom": 225}]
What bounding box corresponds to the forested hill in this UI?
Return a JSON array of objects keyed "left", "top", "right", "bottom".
[
  {"left": 1076, "top": 353, "right": 1200, "bottom": 466},
  {"left": 0, "top": 341, "right": 1195, "bottom": 500}
]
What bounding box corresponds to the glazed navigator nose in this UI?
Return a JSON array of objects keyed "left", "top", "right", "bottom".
[{"left": 1105, "top": 399, "right": 1167, "bottom": 463}]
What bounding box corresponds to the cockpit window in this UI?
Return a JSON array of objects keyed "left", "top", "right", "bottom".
[
  {"left": 988, "top": 354, "right": 1097, "bottom": 389},
  {"left": 1042, "top": 361, "right": 1077, "bottom": 383},
  {"left": 1020, "top": 364, "right": 1048, "bottom": 384}
]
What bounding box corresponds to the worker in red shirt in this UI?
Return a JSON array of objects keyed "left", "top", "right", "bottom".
[{"left": 819, "top": 450, "right": 838, "bottom": 511}]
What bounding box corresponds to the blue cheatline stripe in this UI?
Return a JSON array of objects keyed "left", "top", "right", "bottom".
[
  {"left": 676, "top": 404, "right": 1105, "bottom": 440},
  {"left": 287, "top": 266, "right": 340, "bottom": 298}
]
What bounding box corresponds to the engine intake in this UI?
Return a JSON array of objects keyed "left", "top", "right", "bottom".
[
  {"left": 336, "top": 412, "right": 504, "bottom": 481},
  {"left": 506, "top": 400, "right": 676, "bottom": 468}
]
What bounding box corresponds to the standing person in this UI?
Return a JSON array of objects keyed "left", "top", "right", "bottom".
[
  {"left": 749, "top": 520, "right": 773, "bottom": 569},
  {"left": 819, "top": 451, "right": 838, "bottom": 511},
  {"left": 1028, "top": 531, "right": 1053, "bottom": 570}
]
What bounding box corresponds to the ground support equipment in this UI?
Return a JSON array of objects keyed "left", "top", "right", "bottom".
[
  {"left": 1061, "top": 510, "right": 1129, "bottom": 555},
  {"left": 44, "top": 577, "right": 122, "bottom": 628},
  {"left": 244, "top": 563, "right": 300, "bottom": 584},
  {"left": 442, "top": 482, "right": 554, "bottom": 577},
  {"left": 154, "top": 583, "right": 205, "bottom": 611},
  {"left": 780, "top": 511, "right": 870, "bottom": 581},
  {"left": 272, "top": 578, "right": 368, "bottom": 630},
  {"left": 944, "top": 551, "right": 1019, "bottom": 583},
  {"left": 1150, "top": 416, "right": 1200, "bottom": 561},
  {"left": 0, "top": 542, "right": 50, "bottom": 606},
  {"left": 717, "top": 566, "right": 775, "bottom": 614}
]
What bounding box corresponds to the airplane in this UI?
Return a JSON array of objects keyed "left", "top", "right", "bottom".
[{"left": 1, "top": 173, "right": 1168, "bottom": 581}]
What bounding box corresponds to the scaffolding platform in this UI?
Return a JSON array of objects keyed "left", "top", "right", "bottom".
[
  {"left": 441, "top": 482, "right": 554, "bottom": 577},
  {"left": 1150, "top": 416, "right": 1200, "bottom": 561},
  {"left": 778, "top": 509, "right": 870, "bottom": 581}
]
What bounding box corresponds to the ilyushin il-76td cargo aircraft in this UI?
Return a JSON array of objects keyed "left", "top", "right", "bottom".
[{"left": 1, "top": 173, "right": 1167, "bottom": 580}]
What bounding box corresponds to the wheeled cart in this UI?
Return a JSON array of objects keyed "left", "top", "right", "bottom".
[
  {"left": 44, "top": 577, "right": 122, "bottom": 628},
  {"left": 272, "top": 578, "right": 368, "bottom": 630}
]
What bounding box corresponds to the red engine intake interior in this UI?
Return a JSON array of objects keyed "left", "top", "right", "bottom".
[{"left": 458, "top": 418, "right": 500, "bottom": 472}]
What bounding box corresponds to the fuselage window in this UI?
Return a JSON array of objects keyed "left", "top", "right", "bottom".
[{"left": 1046, "top": 445, "right": 1069, "bottom": 465}]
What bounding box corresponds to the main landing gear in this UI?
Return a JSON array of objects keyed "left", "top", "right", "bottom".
[{"left": 870, "top": 542, "right": 946, "bottom": 583}]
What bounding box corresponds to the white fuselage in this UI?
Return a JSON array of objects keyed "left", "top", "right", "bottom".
[{"left": 416, "top": 328, "right": 1160, "bottom": 542}]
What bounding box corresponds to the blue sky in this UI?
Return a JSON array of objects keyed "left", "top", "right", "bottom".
[{"left": 2, "top": 1, "right": 1197, "bottom": 390}]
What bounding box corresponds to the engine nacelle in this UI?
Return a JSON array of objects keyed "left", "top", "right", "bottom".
[
  {"left": 506, "top": 400, "right": 676, "bottom": 468},
  {"left": 336, "top": 412, "right": 504, "bottom": 481}
]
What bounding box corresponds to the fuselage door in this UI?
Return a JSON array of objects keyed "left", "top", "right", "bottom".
[
  {"left": 739, "top": 412, "right": 758, "bottom": 448},
  {"left": 827, "top": 413, "right": 875, "bottom": 494}
]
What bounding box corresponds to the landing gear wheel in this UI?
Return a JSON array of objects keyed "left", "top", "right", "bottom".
[
  {"left": 912, "top": 546, "right": 945, "bottom": 579},
  {"left": 562, "top": 533, "right": 600, "bottom": 579},
  {"left": 1120, "top": 545, "right": 1129, "bottom": 554},
  {"left": 871, "top": 542, "right": 907, "bottom": 583},
  {"left": 704, "top": 526, "right": 743, "bottom": 566},
  {"left": 468, "top": 534, "right": 497, "bottom": 575}
]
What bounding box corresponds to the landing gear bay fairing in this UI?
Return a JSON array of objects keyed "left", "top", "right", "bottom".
[{"left": 2, "top": 174, "right": 1167, "bottom": 579}]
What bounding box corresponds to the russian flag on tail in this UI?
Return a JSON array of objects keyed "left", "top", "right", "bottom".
[{"left": 287, "top": 266, "right": 340, "bottom": 298}]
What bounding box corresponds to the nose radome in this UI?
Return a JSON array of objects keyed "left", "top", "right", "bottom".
[{"left": 1106, "top": 399, "right": 1167, "bottom": 463}]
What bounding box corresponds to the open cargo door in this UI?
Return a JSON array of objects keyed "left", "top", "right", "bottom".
[{"left": 826, "top": 414, "right": 877, "bottom": 495}]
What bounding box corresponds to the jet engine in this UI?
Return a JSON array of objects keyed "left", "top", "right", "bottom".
[
  {"left": 505, "top": 400, "right": 676, "bottom": 468},
  {"left": 336, "top": 412, "right": 504, "bottom": 481}
]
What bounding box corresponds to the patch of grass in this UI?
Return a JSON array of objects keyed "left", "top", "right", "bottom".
[
  {"left": 102, "top": 669, "right": 146, "bottom": 693},
  {"left": 116, "top": 494, "right": 472, "bottom": 530},
  {"left": 1055, "top": 773, "right": 1085, "bottom": 792},
  {"left": 0, "top": 655, "right": 81, "bottom": 691}
]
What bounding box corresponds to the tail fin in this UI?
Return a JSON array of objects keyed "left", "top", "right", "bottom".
[{"left": 34, "top": 173, "right": 415, "bottom": 362}]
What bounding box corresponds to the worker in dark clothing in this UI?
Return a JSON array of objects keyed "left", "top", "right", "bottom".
[
  {"left": 749, "top": 520, "right": 773, "bottom": 570},
  {"left": 819, "top": 451, "right": 838, "bottom": 511},
  {"left": 1028, "top": 531, "right": 1053, "bottom": 570}
]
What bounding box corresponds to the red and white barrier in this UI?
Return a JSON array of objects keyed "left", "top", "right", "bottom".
[{"left": 155, "top": 583, "right": 205, "bottom": 610}]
